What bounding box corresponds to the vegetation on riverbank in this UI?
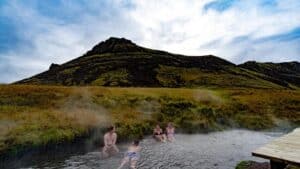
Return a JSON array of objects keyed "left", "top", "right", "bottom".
[{"left": 0, "top": 85, "right": 299, "bottom": 156}]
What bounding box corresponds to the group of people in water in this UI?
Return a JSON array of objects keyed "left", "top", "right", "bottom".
[
  {"left": 101, "top": 123, "right": 175, "bottom": 169},
  {"left": 153, "top": 123, "right": 175, "bottom": 142}
]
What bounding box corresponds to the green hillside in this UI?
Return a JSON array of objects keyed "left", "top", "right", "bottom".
[{"left": 239, "top": 61, "right": 300, "bottom": 88}]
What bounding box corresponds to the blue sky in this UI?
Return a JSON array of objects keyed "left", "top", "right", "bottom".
[{"left": 0, "top": 0, "right": 300, "bottom": 83}]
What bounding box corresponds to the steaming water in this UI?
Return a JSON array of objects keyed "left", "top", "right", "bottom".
[{"left": 4, "top": 130, "right": 283, "bottom": 169}]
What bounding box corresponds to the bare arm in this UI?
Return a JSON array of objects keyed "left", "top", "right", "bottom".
[
  {"left": 113, "top": 133, "right": 117, "bottom": 145},
  {"left": 104, "top": 134, "right": 108, "bottom": 147}
]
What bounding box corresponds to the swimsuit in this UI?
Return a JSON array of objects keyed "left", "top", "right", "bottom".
[
  {"left": 154, "top": 129, "right": 164, "bottom": 136},
  {"left": 126, "top": 151, "right": 139, "bottom": 159},
  {"left": 167, "top": 129, "right": 175, "bottom": 137},
  {"left": 167, "top": 132, "right": 174, "bottom": 136},
  {"left": 154, "top": 132, "right": 162, "bottom": 136}
]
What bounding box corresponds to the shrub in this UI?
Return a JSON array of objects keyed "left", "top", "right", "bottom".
[{"left": 235, "top": 161, "right": 251, "bottom": 169}]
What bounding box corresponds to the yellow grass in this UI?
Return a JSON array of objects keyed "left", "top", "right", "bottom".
[{"left": 0, "top": 84, "right": 299, "bottom": 156}]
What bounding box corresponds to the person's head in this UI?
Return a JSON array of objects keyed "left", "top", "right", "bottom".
[
  {"left": 107, "top": 125, "right": 115, "bottom": 133},
  {"left": 133, "top": 140, "right": 140, "bottom": 146},
  {"left": 168, "top": 122, "right": 173, "bottom": 128},
  {"left": 155, "top": 124, "right": 161, "bottom": 129}
]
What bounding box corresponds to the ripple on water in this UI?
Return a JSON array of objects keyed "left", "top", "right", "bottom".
[{"left": 18, "top": 130, "right": 283, "bottom": 169}]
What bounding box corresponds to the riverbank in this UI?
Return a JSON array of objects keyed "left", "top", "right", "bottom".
[
  {"left": 0, "top": 85, "right": 299, "bottom": 157},
  {"left": 235, "top": 161, "right": 300, "bottom": 169}
]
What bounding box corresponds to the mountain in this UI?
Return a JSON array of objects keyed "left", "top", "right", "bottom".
[
  {"left": 239, "top": 61, "right": 300, "bottom": 88},
  {"left": 16, "top": 37, "right": 300, "bottom": 89}
]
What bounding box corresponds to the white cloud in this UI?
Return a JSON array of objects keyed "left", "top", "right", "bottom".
[
  {"left": 0, "top": 0, "right": 142, "bottom": 83},
  {"left": 0, "top": 0, "right": 300, "bottom": 83},
  {"left": 129, "top": 0, "right": 300, "bottom": 61}
]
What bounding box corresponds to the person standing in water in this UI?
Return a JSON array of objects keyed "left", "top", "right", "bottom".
[
  {"left": 166, "top": 122, "right": 175, "bottom": 142},
  {"left": 117, "top": 140, "right": 141, "bottom": 169},
  {"left": 153, "top": 124, "right": 166, "bottom": 142},
  {"left": 102, "top": 126, "right": 119, "bottom": 158}
]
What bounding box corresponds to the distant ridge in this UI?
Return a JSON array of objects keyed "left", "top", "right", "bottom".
[
  {"left": 239, "top": 61, "right": 300, "bottom": 88},
  {"left": 16, "top": 37, "right": 300, "bottom": 89}
]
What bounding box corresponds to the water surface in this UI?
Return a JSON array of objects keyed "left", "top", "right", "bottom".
[{"left": 5, "top": 130, "right": 283, "bottom": 169}]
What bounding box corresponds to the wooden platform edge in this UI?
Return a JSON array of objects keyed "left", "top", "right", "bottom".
[
  {"left": 252, "top": 128, "right": 300, "bottom": 167},
  {"left": 252, "top": 152, "right": 300, "bottom": 166}
]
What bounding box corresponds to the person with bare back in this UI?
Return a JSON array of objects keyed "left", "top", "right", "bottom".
[
  {"left": 102, "top": 125, "right": 119, "bottom": 158},
  {"left": 166, "top": 122, "right": 175, "bottom": 142},
  {"left": 117, "top": 140, "right": 141, "bottom": 169}
]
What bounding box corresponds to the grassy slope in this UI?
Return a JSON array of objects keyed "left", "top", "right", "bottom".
[
  {"left": 156, "top": 65, "right": 284, "bottom": 88},
  {"left": 0, "top": 85, "right": 299, "bottom": 156},
  {"left": 239, "top": 61, "right": 300, "bottom": 88}
]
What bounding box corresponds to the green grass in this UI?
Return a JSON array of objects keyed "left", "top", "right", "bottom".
[
  {"left": 156, "top": 65, "right": 284, "bottom": 88},
  {"left": 0, "top": 85, "right": 299, "bottom": 156},
  {"left": 91, "top": 68, "right": 130, "bottom": 86},
  {"left": 235, "top": 161, "right": 252, "bottom": 169},
  {"left": 286, "top": 165, "right": 300, "bottom": 169}
]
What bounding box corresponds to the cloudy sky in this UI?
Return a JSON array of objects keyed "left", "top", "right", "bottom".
[{"left": 0, "top": 0, "right": 300, "bottom": 83}]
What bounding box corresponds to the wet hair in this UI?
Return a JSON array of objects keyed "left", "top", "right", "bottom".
[
  {"left": 107, "top": 126, "right": 114, "bottom": 132},
  {"left": 133, "top": 140, "right": 140, "bottom": 146}
]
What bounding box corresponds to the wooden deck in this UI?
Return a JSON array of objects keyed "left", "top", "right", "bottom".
[{"left": 252, "top": 128, "right": 300, "bottom": 169}]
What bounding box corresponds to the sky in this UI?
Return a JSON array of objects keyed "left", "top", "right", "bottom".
[{"left": 0, "top": 0, "right": 300, "bottom": 83}]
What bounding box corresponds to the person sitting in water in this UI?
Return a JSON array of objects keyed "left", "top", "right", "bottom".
[
  {"left": 102, "top": 125, "right": 119, "bottom": 158},
  {"left": 117, "top": 140, "right": 141, "bottom": 169},
  {"left": 166, "top": 122, "right": 175, "bottom": 142},
  {"left": 153, "top": 124, "right": 166, "bottom": 142}
]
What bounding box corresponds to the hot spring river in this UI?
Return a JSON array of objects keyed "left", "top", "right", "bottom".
[{"left": 3, "top": 130, "right": 284, "bottom": 169}]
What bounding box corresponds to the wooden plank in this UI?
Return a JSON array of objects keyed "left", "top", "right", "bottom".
[{"left": 252, "top": 128, "right": 300, "bottom": 165}]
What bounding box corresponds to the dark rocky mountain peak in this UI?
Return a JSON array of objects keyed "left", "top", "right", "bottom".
[
  {"left": 85, "top": 37, "right": 145, "bottom": 56},
  {"left": 15, "top": 37, "right": 300, "bottom": 89},
  {"left": 49, "top": 63, "right": 61, "bottom": 71}
]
